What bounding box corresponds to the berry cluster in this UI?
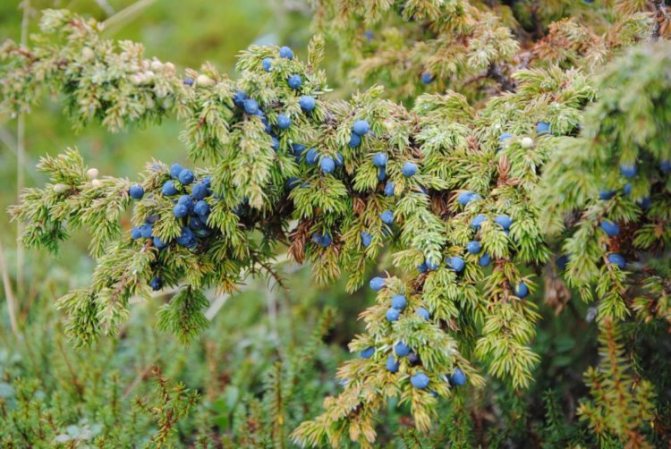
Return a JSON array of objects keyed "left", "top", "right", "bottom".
[
  {"left": 347, "top": 119, "right": 370, "bottom": 150},
  {"left": 128, "top": 163, "right": 215, "bottom": 291},
  {"left": 412, "top": 206, "right": 530, "bottom": 298},
  {"left": 597, "top": 154, "right": 671, "bottom": 270},
  {"left": 365, "top": 275, "right": 468, "bottom": 390},
  {"left": 230, "top": 47, "right": 318, "bottom": 157},
  {"left": 360, "top": 277, "right": 466, "bottom": 389}
]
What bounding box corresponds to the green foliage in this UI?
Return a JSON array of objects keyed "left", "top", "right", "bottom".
[
  {"left": 578, "top": 320, "right": 657, "bottom": 448},
  {"left": 0, "top": 316, "right": 199, "bottom": 448},
  {"left": 2, "top": 1, "right": 671, "bottom": 448},
  {"left": 0, "top": 270, "right": 352, "bottom": 448}
]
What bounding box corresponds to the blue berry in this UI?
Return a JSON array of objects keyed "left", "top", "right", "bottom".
[
  {"left": 277, "top": 114, "right": 291, "bottom": 130},
  {"left": 162, "top": 181, "right": 178, "bottom": 196},
  {"left": 194, "top": 200, "right": 210, "bottom": 217},
  {"left": 260, "top": 114, "right": 271, "bottom": 132},
  {"left": 369, "top": 276, "right": 385, "bottom": 291},
  {"left": 173, "top": 204, "right": 189, "bottom": 218},
  {"left": 448, "top": 256, "right": 465, "bottom": 273},
  {"left": 177, "top": 194, "right": 194, "bottom": 211},
  {"left": 386, "top": 308, "right": 400, "bottom": 322},
  {"left": 556, "top": 255, "right": 569, "bottom": 270},
  {"left": 360, "top": 347, "right": 375, "bottom": 359},
  {"left": 479, "top": 253, "right": 491, "bottom": 267},
  {"left": 495, "top": 214, "right": 513, "bottom": 230},
  {"left": 299, "top": 95, "right": 316, "bottom": 112},
  {"left": 536, "top": 121, "right": 551, "bottom": 135},
  {"left": 130, "top": 226, "right": 143, "bottom": 240},
  {"left": 191, "top": 182, "right": 210, "bottom": 200},
  {"left": 178, "top": 169, "right": 195, "bottom": 185},
  {"left": 149, "top": 276, "right": 162, "bottom": 291},
  {"left": 138, "top": 224, "right": 153, "bottom": 239},
  {"left": 411, "top": 373, "right": 430, "bottom": 389},
  {"left": 599, "top": 189, "right": 616, "bottom": 200},
  {"left": 499, "top": 132, "right": 513, "bottom": 142},
  {"left": 243, "top": 98, "right": 260, "bottom": 115},
  {"left": 391, "top": 294, "right": 407, "bottom": 310},
  {"left": 380, "top": 210, "right": 394, "bottom": 225},
  {"left": 189, "top": 216, "right": 206, "bottom": 231},
  {"left": 335, "top": 153, "right": 344, "bottom": 167},
  {"left": 377, "top": 167, "right": 386, "bottom": 181},
  {"left": 305, "top": 148, "right": 319, "bottom": 165},
  {"left": 416, "top": 307, "right": 430, "bottom": 320},
  {"left": 450, "top": 368, "right": 467, "bottom": 386},
  {"left": 372, "top": 152, "right": 388, "bottom": 167},
  {"left": 183, "top": 78, "right": 194, "bottom": 86},
  {"left": 288, "top": 74, "right": 302, "bottom": 90},
  {"left": 471, "top": 214, "right": 488, "bottom": 229},
  {"left": 233, "top": 91, "right": 247, "bottom": 107},
  {"left": 320, "top": 234, "right": 332, "bottom": 247},
  {"left": 402, "top": 162, "right": 418, "bottom": 177},
  {"left": 515, "top": 282, "right": 529, "bottom": 298},
  {"left": 600, "top": 220, "right": 620, "bottom": 237},
  {"left": 364, "top": 30, "right": 374, "bottom": 41},
  {"left": 286, "top": 177, "right": 300, "bottom": 190},
  {"left": 623, "top": 183, "right": 633, "bottom": 196},
  {"left": 279, "top": 46, "right": 294, "bottom": 59},
  {"left": 262, "top": 57, "right": 272, "bottom": 72},
  {"left": 638, "top": 197, "right": 652, "bottom": 209},
  {"left": 418, "top": 262, "right": 428, "bottom": 273},
  {"left": 292, "top": 143, "right": 306, "bottom": 157},
  {"left": 407, "top": 352, "right": 420, "bottom": 365},
  {"left": 271, "top": 136, "right": 280, "bottom": 151},
  {"left": 312, "top": 233, "right": 332, "bottom": 248},
  {"left": 176, "top": 227, "right": 197, "bottom": 248},
  {"left": 320, "top": 156, "right": 335, "bottom": 174},
  {"left": 386, "top": 356, "right": 399, "bottom": 373},
  {"left": 170, "top": 163, "right": 184, "bottom": 179},
  {"left": 661, "top": 160, "right": 671, "bottom": 174},
  {"left": 361, "top": 231, "right": 373, "bottom": 247},
  {"left": 394, "top": 342, "right": 411, "bottom": 357},
  {"left": 421, "top": 72, "right": 434, "bottom": 84},
  {"left": 466, "top": 241, "right": 482, "bottom": 254},
  {"left": 384, "top": 181, "right": 395, "bottom": 197},
  {"left": 129, "top": 184, "right": 144, "bottom": 200},
  {"left": 425, "top": 259, "right": 440, "bottom": 271},
  {"left": 457, "top": 191, "right": 478, "bottom": 206},
  {"left": 153, "top": 236, "right": 168, "bottom": 250},
  {"left": 620, "top": 164, "right": 637, "bottom": 178},
  {"left": 348, "top": 133, "right": 362, "bottom": 148},
  {"left": 352, "top": 120, "right": 370, "bottom": 136},
  {"left": 607, "top": 253, "right": 626, "bottom": 269}
]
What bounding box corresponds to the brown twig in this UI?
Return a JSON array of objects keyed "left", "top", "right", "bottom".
[
  {"left": 16, "top": 0, "right": 31, "bottom": 301},
  {"left": 0, "top": 240, "right": 20, "bottom": 338},
  {"left": 122, "top": 359, "right": 159, "bottom": 399},
  {"left": 652, "top": 0, "right": 668, "bottom": 40},
  {"left": 487, "top": 63, "right": 516, "bottom": 92},
  {"left": 55, "top": 336, "right": 85, "bottom": 398}
]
